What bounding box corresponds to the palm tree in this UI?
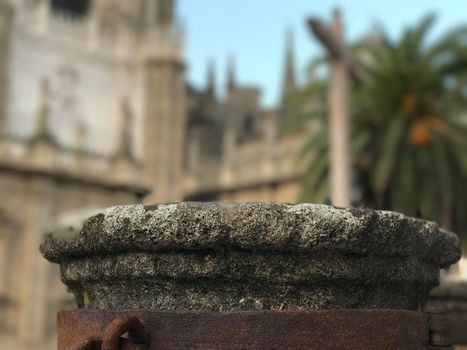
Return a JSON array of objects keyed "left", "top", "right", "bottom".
[{"left": 292, "top": 14, "right": 467, "bottom": 236}]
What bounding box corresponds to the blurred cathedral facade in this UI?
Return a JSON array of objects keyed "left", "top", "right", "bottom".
[
  {"left": 0, "top": 0, "right": 311, "bottom": 349},
  {"left": 185, "top": 30, "right": 312, "bottom": 203}
]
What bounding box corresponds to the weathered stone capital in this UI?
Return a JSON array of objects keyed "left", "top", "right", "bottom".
[{"left": 41, "top": 202, "right": 461, "bottom": 312}]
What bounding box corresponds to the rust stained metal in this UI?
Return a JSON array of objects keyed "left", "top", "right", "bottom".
[
  {"left": 101, "top": 315, "right": 150, "bottom": 350},
  {"left": 428, "top": 313, "right": 452, "bottom": 348},
  {"left": 73, "top": 315, "right": 149, "bottom": 350},
  {"left": 59, "top": 309, "right": 453, "bottom": 350},
  {"left": 75, "top": 337, "right": 101, "bottom": 350}
]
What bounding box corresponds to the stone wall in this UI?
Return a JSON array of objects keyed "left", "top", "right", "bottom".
[
  {"left": 0, "top": 165, "right": 144, "bottom": 350},
  {"left": 185, "top": 129, "right": 312, "bottom": 203},
  {"left": 0, "top": 3, "right": 188, "bottom": 349},
  {"left": 6, "top": 5, "right": 144, "bottom": 156}
]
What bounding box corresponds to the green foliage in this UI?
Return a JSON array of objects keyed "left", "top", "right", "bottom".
[{"left": 291, "top": 14, "right": 467, "bottom": 238}]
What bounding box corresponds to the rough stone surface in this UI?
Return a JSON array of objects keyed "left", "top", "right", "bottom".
[{"left": 40, "top": 202, "right": 461, "bottom": 312}]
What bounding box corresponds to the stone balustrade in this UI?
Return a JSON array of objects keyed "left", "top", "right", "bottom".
[{"left": 41, "top": 202, "right": 460, "bottom": 312}]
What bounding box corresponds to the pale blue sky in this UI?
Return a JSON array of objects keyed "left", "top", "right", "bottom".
[{"left": 178, "top": 0, "right": 466, "bottom": 107}]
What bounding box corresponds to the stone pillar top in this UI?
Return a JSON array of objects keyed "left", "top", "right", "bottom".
[{"left": 41, "top": 202, "right": 461, "bottom": 312}]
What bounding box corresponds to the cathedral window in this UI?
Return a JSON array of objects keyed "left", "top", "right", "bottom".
[{"left": 51, "top": 0, "right": 90, "bottom": 17}]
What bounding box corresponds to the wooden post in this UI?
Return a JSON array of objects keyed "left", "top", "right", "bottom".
[
  {"left": 308, "top": 9, "right": 353, "bottom": 207},
  {"left": 328, "top": 10, "right": 351, "bottom": 207}
]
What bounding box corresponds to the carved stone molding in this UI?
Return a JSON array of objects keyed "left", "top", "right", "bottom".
[{"left": 41, "top": 202, "right": 461, "bottom": 312}]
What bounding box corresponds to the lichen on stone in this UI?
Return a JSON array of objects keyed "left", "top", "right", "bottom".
[{"left": 40, "top": 202, "right": 461, "bottom": 312}]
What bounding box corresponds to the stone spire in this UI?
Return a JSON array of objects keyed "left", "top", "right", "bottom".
[
  {"left": 75, "top": 120, "right": 87, "bottom": 151},
  {"left": 116, "top": 97, "right": 134, "bottom": 161},
  {"left": 29, "top": 77, "right": 56, "bottom": 167},
  {"left": 108, "top": 97, "right": 139, "bottom": 184},
  {"left": 226, "top": 54, "right": 236, "bottom": 95},
  {"left": 206, "top": 59, "right": 216, "bottom": 98},
  {"left": 281, "top": 28, "right": 297, "bottom": 107},
  {"left": 35, "top": 78, "right": 53, "bottom": 142}
]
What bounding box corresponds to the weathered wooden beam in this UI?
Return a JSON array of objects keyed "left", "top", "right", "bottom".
[
  {"left": 308, "top": 18, "right": 343, "bottom": 59},
  {"left": 307, "top": 10, "right": 352, "bottom": 207},
  {"left": 307, "top": 18, "right": 365, "bottom": 83}
]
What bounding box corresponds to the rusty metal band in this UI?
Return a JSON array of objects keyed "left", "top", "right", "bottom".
[{"left": 59, "top": 309, "right": 452, "bottom": 350}]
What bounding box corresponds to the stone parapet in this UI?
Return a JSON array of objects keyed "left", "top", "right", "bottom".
[{"left": 40, "top": 202, "right": 461, "bottom": 312}]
